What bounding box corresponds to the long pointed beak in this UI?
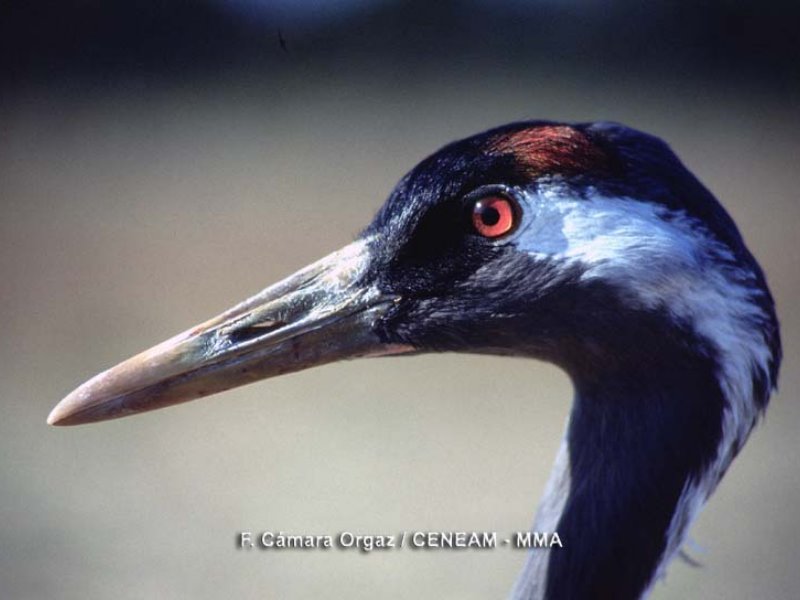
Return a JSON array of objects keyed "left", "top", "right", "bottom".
[{"left": 48, "top": 239, "right": 407, "bottom": 426}]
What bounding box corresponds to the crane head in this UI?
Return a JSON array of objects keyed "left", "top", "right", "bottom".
[{"left": 48, "top": 121, "right": 780, "bottom": 426}]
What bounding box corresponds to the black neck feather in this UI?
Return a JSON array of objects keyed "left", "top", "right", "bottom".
[{"left": 542, "top": 335, "right": 725, "bottom": 599}]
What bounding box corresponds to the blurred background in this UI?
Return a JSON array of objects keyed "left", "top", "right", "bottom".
[{"left": 2, "top": 1, "right": 798, "bottom": 598}]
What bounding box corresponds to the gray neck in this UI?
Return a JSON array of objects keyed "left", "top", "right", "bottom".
[
  {"left": 509, "top": 351, "right": 731, "bottom": 600},
  {"left": 510, "top": 434, "right": 571, "bottom": 600}
]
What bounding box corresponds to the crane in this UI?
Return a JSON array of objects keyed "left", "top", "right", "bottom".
[{"left": 48, "top": 121, "right": 781, "bottom": 599}]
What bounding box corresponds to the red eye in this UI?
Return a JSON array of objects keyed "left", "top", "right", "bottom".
[{"left": 471, "top": 196, "right": 518, "bottom": 238}]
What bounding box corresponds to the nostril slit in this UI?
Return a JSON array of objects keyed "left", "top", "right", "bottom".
[{"left": 229, "top": 320, "right": 285, "bottom": 344}]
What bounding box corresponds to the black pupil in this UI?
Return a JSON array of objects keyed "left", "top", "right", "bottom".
[{"left": 480, "top": 204, "right": 501, "bottom": 226}]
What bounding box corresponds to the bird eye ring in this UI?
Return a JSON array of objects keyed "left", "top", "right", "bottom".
[{"left": 471, "top": 195, "right": 520, "bottom": 239}]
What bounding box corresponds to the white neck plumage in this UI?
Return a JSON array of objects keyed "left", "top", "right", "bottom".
[{"left": 505, "top": 189, "right": 778, "bottom": 599}]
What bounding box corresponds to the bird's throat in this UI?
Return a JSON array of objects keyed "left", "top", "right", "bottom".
[{"left": 513, "top": 353, "right": 727, "bottom": 600}]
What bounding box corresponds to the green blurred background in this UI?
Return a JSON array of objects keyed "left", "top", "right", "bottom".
[{"left": 2, "top": 1, "right": 798, "bottom": 598}]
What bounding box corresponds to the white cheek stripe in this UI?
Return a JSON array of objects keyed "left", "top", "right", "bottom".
[{"left": 514, "top": 187, "right": 775, "bottom": 596}]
